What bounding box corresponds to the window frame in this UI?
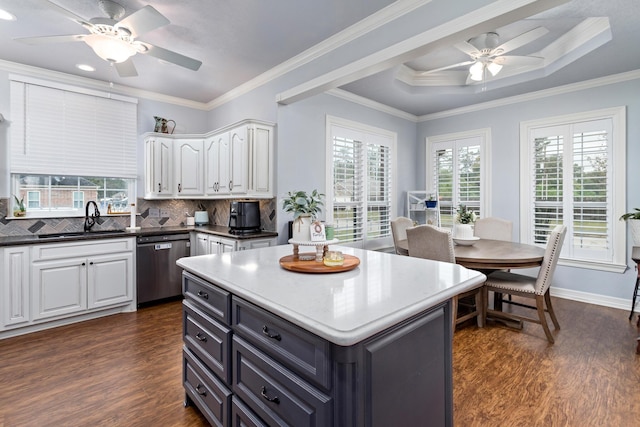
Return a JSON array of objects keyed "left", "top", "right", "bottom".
[
  {"left": 325, "top": 116, "right": 397, "bottom": 250},
  {"left": 426, "top": 128, "right": 491, "bottom": 229},
  {"left": 519, "top": 106, "right": 626, "bottom": 273}
]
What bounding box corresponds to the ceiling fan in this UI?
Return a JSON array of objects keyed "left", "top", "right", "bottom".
[
  {"left": 422, "top": 27, "right": 548, "bottom": 83},
  {"left": 14, "top": 0, "right": 202, "bottom": 77}
]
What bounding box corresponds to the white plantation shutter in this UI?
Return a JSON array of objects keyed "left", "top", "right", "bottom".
[
  {"left": 328, "top": 119, "right": 395, "bottom": 249},
  {"left": 10, "top": 78, "right": 137, "bottom": 178}
]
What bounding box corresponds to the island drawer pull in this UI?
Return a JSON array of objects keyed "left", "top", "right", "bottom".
[
  {"left": 262, "top": 325, "right": 281, "bottom": 341},
  {"left": 197, "top": 290, "right": 209, "bottom": 299},
  {"left": 195, "top": 332, "right": 207, "bottom": 342},
  {"left": 195, "top": 384, "right": 207, "bottom": 396},
  {"left": 260, "top": 386, "right": 280, "bottom": 404}
]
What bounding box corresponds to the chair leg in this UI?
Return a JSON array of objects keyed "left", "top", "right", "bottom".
[
  {"left": 451, "top": 296, "right": 458, "bottom": 332},
  {"left": 474, "top": 289, "right": 484, "bottom": 328},
  {"left": 482, "top": 287, "right": 489, "bottom": 325},
  {"left": 536, "top": 294, "right": 555, "bottom": 344},
  {"left": 544, "top": 290, "right": 560, "bottom": 330}
]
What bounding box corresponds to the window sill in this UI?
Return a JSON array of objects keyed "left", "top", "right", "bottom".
[{"left": 559, "top": 258, "right": 627, "bottom": 274}]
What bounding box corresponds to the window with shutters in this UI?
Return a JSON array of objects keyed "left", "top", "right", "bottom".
[
  {"left": 520, "top": 107, "right": 626, "bottom": 272},
  {"left": 8, "top": 76, "right": 137, "bottom": 218},
  {"left": 427, "top": 129, "right": 490, "bottom": 229},
  {"left": 326, "top": 117, "right": 396, "bottom": 250}
]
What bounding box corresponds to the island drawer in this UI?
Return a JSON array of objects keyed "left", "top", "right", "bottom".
[
  {"left": 183, "top": 346, "right": 232, "bottom": 427},
  {"left": 232, "top": 336, "right": 332, "bottom": 427},
  {"left": 231, "top": 297, "right": 331, "bottom": 390},
  {"left": 183, "top": 299, "right": 232, "bottom": 384},
  {"left": 231, "top": 396, "right": 268, "bottom": 427},
  {"left": 183, "top": 271, "right": 231, "bottom": 324}
]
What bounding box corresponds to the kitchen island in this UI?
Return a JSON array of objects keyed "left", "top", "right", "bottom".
[{"left": 177, "top": 245, "right": 485, "bottom": 426}]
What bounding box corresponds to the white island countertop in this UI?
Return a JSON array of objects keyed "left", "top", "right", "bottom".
[{"left": 177, "top": 245, "right": 486, "bottom": 346}]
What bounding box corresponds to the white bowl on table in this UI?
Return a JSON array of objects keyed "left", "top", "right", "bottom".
[{"left": 453, "top": 236, "right": 480, "bottom": 246}]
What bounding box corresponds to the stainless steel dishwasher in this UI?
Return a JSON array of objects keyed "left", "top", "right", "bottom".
[{"left": 136, "top": 233, "right": 191, "bottom": 305}]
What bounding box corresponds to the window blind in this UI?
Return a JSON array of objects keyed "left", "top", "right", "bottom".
[{"left": 10, "top": 79, "right": 138, "bottom": 178}]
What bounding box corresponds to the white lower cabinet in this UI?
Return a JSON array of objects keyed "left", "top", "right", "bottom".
[
  {"left": 194, "top": 233, "right": 277, "bottom": 256},
  {"left": 0, "top": 238, "right": 135, "bottom": 336}
]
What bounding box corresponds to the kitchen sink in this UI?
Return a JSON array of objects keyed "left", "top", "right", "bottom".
[{"left": 37, "top": 230, "right": 127, "bottom": 239}]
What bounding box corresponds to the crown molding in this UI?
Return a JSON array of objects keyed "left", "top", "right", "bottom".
[
  {"left": 327, "top": 89, "right": 418, "bottom": 122},
  {"left": 0, "top": 59, "right": 209, "bottom": 110},
  {"left": 418, "top": 69, "right": 640, "bottom": 121}
]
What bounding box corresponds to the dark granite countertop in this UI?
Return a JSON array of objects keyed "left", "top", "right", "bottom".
[{"left": 0, "top": 225, "right": 278, "bottom": 247}]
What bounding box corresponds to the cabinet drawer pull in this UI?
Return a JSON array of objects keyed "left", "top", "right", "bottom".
[
  {"left": 260, "top": 386, "right": 280, "bottom": 404},
  {"left": 195, "top": 384, "right": 207, "bottom": 396},
  {"left": 195, "top": 332, "right": 207, "bottom": 342},
  {"left": 262, "top": 325, "right": 281, "bottom": 341},
  {"left": 197, "top": 290, "right": 209, "bottom": 299},
  {"left": 158, "top": 183, "right": 161, "bottom": 192},
  {"left": 178, "top": 183, "right": 182, "bottom": 192}
]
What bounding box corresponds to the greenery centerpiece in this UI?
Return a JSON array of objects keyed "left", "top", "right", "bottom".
[
  {"left": 13, "top": 195, "right": 26, "bottom": 217},
  {"left": 454, "top": 204, "right": 476, "bottom": 239},
  {"left": 282, "top": 190, "right": 324, "bottom": 241}
]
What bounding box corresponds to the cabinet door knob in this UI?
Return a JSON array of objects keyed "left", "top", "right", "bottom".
[
  {"left": 195, "top": 332, "right": 207, "bottom": 342},
  {"left": 197, "top": 290, "right": 209, "bottom": 300},
  {"left": 262, "top": 325, "right": 281, "bottom": 341},
  {"left": 195, "top": 384, "right": 207, "bottom": 396},
  {"left": 260, "top": 386, "right": 280, "bottom": 404},
  {"left": 81, "top": 262, "right": 86, "bottom": 266}
]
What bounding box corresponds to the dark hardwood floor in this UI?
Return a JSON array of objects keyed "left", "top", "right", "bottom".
[{"left": 0, "top": 297, "right": 638, "bottom": 426}]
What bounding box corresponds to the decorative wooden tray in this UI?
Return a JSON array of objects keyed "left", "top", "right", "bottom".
[{"left": 279, "top": 253, "right": 360, "bottom": 274}]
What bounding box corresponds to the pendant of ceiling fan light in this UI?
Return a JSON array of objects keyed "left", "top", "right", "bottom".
[
  {"left": 469, "top": 61, "right": 484, "bottom": 81},
  {"left": 487, "top": 62, "right": 503, "bottom": 76},
  {"left": 84, "top": 33, "right": 136, "bottom": 63}
]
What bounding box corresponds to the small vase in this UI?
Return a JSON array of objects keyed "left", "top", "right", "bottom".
[
  {"left": 629, "top": 219, "right": 640, "bottom": 246},
  {"left": 454, "top": 223, "right": 474, "bottom": 239},
  {"left": 292, "top": 215, "right": 313, "bottom": 241}
]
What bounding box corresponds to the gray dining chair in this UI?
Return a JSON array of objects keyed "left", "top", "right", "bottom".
[
  {"left": 474, "top": 217, "right": 513, "bottom": 241},
  {"left": 482, "top": 224, "right": 567, "bottom": 344},
  {"left": 391, "top": 216, "right": 414, "bottom": 255},
  {"left": 406, "top": 224, "right": 484, "bottom": 331}
]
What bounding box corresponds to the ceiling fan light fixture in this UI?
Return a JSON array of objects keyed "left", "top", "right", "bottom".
[
  {"left": 487, "top": 62, "right": 503, "bottom": 76},
  {"left": 469, "top": 61, "right": 484, "bottom": 81},
  {"left": 84, "top": 33, "right": 136, "bottom": 63}
]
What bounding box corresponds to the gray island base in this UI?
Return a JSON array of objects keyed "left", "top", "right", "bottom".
[{"left": 177, "top": 245, "right": 485, "bottom": 426}]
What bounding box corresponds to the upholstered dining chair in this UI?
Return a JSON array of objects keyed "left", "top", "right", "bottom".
[
  {"left": 406, "top": 225, "right": 484, "bottom": 331},
  {"left": 391, "top": 216, "right": 414, "bottom": 255},
  {"left": 474, "top": 216, "right": 513, "bottom": 241},
  {"left": 483, "top": 224, "right": 567, "bottom": 344}
]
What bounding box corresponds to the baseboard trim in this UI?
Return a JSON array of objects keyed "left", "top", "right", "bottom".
[{"left": 550, "top": 287, "right": 632, "bottom": 313}]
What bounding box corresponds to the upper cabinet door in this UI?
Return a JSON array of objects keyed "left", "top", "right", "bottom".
[
  {"left": 248, "top": 123, "right": 273, "bottom": 196},
  {"left": 229, "top": 125, "right": 248, "bottom": 194},
  {"left": 174, "top": 139, "right": 204, "bottom": 196},
  {"left": 205, "top": 132, "right": 230, "bottom": 195}
]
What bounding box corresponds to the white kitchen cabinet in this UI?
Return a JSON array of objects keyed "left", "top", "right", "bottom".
[
  {"left": 236, "top": 237, "right": 277, "bottom": 251},
  {"left": 247, "top": 122, "right": 274, "bottom": 197},
  {"left": 205, "top": 126, "right": 248, "bottom": 196},
  {"left": 193, "top": 233, "right": 276, "bottom": 255},
  {"left": 145, "top": 136, "right": 174, "bottom": 197},
  {"left": 30, "top": 238, "right": 134, "bottom": 321},
  {"left": 2, "top": 246, "right": 30, "bottom": 326},
  {"left": 174, "top": 139, "right": 204, "bottom": 196}
]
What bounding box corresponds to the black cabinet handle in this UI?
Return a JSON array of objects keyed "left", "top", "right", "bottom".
[
  {"left": 260, "top": 386, "right": 280, "bottom": 404},
  {"left": 195, "top": 332, "right": 207, "bottom": 342},
  {"left": 158, "top": 183, "right": 161, "bottom": 192},
  {"left": 195, "top": 384, "right": 207, "bottom": 396},
  {"left": 262, "top": 325, "right": 281, "bottom": 341},
  {"left": 178, "top": 183, "right": 182, "bottom": 192},
  {"left": 197, "top": 290, "right": 209, "bottom": 299},
  {"left": 81, "top": 262, "right": 86, "bottom": 266}
]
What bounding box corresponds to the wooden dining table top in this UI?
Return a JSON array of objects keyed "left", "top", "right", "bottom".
[{"left": 397, "top": 238, "right": 545, "bottom": 270}]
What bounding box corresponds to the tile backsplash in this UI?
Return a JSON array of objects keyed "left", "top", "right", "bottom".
[{"left": 0, "top": 198, "right": 276, "bottom": 236}]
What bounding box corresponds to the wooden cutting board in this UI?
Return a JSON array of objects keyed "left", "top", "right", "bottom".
[{"left": 279, "top": 253, "right": 360, "bottom": 274}]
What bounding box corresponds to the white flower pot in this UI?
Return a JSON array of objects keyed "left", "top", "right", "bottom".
[
  {"left": 292, "top": 215, "right": 313, "bottom": 241},
  {"left": 629, "top": 219, "right": 640, "bottom": 246},
  {"left": 454, "top": 223, "right": 474, "bottom": 239}
]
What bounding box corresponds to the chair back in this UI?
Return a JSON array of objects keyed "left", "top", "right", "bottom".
[
  {"left": 474, "top": 217, "right": 513, "bottom": 241},
  {"left": 535, "top": 224, "right": 567, "bottom": 295},
  {"left": 391, "top": 217, "right": 414, "bottom": 253},
  {"left": 406, "top": 225, "right": 455, "bottom": 263}
]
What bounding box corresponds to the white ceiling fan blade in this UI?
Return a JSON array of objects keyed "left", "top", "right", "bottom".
[
  {"left": 140, "top": 43, "right": 202, "bottom": 71},
  {"left": 14, "top": 34, "right": 86, "bottom": 45},
  {"left": 454, "top": 41, "right": 479, "bottom": 57},
  {"left": 420, "top": 60, "right": 475, "bottom": 75},
  {"left": 495, "top": 55, "right": 544, "bottom": 66},
  {"left": 115, "top": 6, "right": 169, "bottom": 38},
  {"left": 45, "top": 0, "right": 93, "bottom": 27},
  {"left": 114, "top": 59, "right": 138, "bottom": 77},
  {"left": 494, "top": 27, "right": 548, "bottom": 55}
]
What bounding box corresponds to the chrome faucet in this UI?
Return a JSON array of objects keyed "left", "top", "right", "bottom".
[{"left": 84, "top": 201, "right": 101, "bottom": 232}]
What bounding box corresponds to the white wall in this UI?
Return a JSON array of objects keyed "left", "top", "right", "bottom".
[{"left": 418, "top": 76, "right": 640, "bottom": 305}]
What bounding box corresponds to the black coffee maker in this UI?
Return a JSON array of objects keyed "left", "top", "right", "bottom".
[{"left": 229, "top": 200, "right": 261, "bottom": 234}]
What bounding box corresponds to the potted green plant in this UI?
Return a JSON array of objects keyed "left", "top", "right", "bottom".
[
  {"left": 282, "top": 190, "right": 324, "bottom": 241},
  {"left": 425, "top": 195, "right": 438, "bottom": 209},
  {"left": 454, "top": 204, "right": 477, "bottom": 239},
  {"left": 13, "top": 195, "right": 26, "bottom": 217},
  {"left": 620, "top": 209, "right": 640, "bottom": 245}
]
